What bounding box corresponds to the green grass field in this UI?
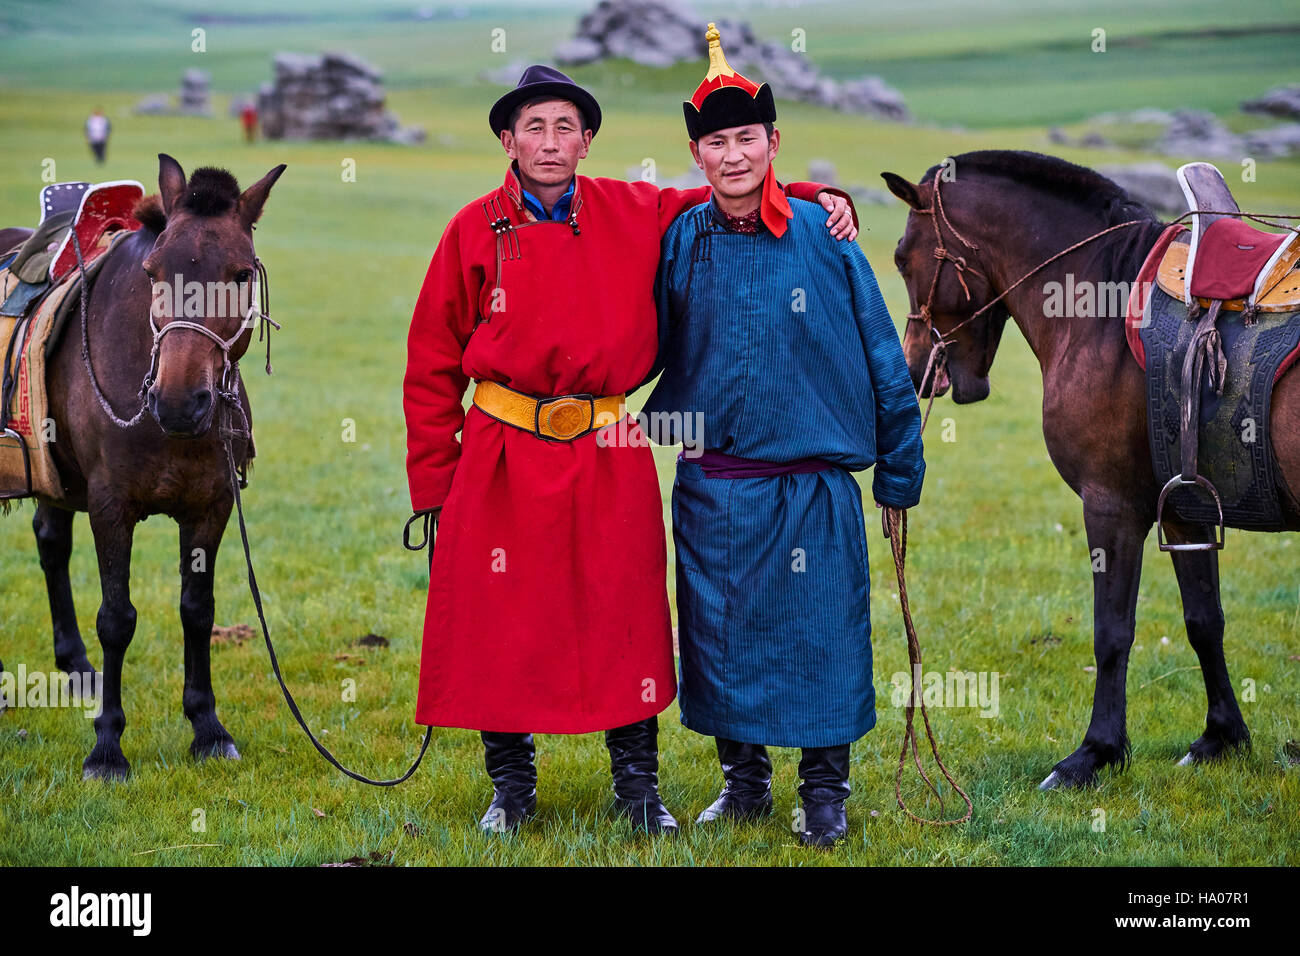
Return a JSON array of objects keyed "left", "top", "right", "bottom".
[{"left": 0, "top": 0, "right": 1297, "bottom": 866}]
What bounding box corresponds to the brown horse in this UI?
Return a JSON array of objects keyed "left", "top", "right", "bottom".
[
  {"left": 881, "top": 150, "right": 1297, "bottom": 788},
  {"left": 2, "top": 154, "right": 284, "bottom": 779}
]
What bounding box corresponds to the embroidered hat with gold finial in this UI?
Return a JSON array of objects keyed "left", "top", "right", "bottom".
[
  {"left": 683, "top": 22, "right": 776, "bottom": 139},
  {"left": 683, "top": 23, "right": 790, "bottom": 237}
]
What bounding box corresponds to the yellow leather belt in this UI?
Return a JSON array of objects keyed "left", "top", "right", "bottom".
[{"left": 472, "top": 379, "right": 625, "bottom": 442}]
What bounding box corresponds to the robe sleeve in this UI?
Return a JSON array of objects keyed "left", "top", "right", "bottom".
[
  {"left": 403, "top": 214, "right": 480, "bottom": 512},
  {"left": 654, "top": 182, "right": 857, "bottom": 235},
  {"left": 628, "top": 228, "right": 679, "bottom": 399},
  {"left": 785, "top": 182, "right": 859, "bottom": 232},
  {"left": 844, "top": 243, "right": 925, "bottom": 508}
]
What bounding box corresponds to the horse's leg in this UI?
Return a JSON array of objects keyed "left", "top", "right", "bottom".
[
  {"left": 179, "top": 506, "right": 239, "bottom": 760},
  {"left": 1163, "top": 521, "right": 1250, "bottom": 764},
  {"left": 83, "top": 498, "right": 139, "bottom": 780},
  {"left": 1041, "top": 501, "right": 1150, "bottom": 789},
  {"left": 33, "top": 501, "right": 94, "bottom": 675}
]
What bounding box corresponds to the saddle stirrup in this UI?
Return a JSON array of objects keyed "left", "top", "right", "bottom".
[
  {"left": 1156, "top": 299, "right": 1226, "bottom": 552},
  {"left": 0, "top": 425, "right": 33, "bottom": 500}
]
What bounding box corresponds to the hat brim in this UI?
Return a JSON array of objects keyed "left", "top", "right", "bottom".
[{"left": 489, "top": 81, "right": 602, "bottom": 138}]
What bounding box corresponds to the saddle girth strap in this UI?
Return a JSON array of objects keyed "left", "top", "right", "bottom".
[{"left": 1178, "top": 300, "right": 1228, "bottom": 482}]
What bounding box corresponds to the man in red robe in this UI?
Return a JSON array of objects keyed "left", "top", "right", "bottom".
[{"left": 403, "top": 65, "right": 857, "bottom": 835}]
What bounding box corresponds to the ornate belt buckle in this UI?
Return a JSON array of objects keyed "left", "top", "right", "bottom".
[{"left": 535, "top": 393, "right": 594, "bottom": 442}]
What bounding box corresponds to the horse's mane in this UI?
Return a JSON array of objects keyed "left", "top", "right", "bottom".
[
  {"left": 130, "top": 166, "right": 242, "bottom": 234},
  {"left": 926, "top": 150, "right": 1159, "bottom": 226},
  {"left": 132, "top": 195, "right": 166, "bottom": 233},
  {"left": 925, "top": 150, "right": 1166, "bottom": 284}
]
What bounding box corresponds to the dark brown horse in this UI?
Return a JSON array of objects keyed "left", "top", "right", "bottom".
[
  {"left": 2, "top": 154, "right": 284, "bottom": 779},
  {"left": 882, "top": 150, "right": 1297, "bottom": 788}
]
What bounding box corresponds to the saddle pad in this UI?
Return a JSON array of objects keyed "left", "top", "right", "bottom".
[
  {"left": 0, "top": 277, "right": 49, "bottom": 318},
  {"left": 1189, "top": 218, "right": 1288, "bottom": 301},
  {"left": 0, "top": 268, "right": 79, "bottom": 501},
  {"left": 0, "top": 226, "right": 135, "bottom": 502},
  {"left": 9, "top": 209, "right": 74, "bottom": 284},
  {"left": 1139, "top": 284, "right": 1300, "bottom": 529}
]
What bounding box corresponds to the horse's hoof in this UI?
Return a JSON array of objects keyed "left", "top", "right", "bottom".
[
  {"left": 1039, "top": 767, "right": 1096, "bottom": 790},
  {"left": 1177, "top": 751, "right": 1195, "bottom": 767},
  {"left": 58, "top": 657, "right": 97, "bottom": 677},
  {"left": 82, "top": 758, "right": 130, "bottom": 782},
  {"left": 192, "top": 739, "right": 240, "bottom": 761},
  {"left": 1038, "top": 771, "right": 1065, "bottom": 791}
]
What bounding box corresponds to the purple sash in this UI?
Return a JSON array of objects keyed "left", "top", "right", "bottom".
[{"left": 684, "top": 449, "right": 833, "bottom": 479}]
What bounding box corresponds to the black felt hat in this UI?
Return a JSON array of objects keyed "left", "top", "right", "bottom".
[
  {"left": 488, "top": 64, "right": 602, "bottom": 138},
  {"left": 684, "top": 84, "right": 776, "bottom": 140}
]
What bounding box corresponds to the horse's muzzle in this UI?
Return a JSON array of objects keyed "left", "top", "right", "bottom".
[{"left": 148, "top": 387, "right": 215, "bottom": 438}]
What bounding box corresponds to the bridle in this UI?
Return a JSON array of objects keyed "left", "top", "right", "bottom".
[
  {"left": 903, "top": 165, "right": 1146, "bottom": 429},
  {"left": 156, "top": 256, "right": 276, "bottom": 402},
  {"left": 72, "top": 226, "right": 278, "bottom": 441},
  {"left": 73, "top": 216, "right": 436, "bottom": 787},
  {"left": 888, "top": 171, "right": 1299, "bottom": 823},
  {"left": 888, "top": 168, "right": 1146, "bottom": 825}
]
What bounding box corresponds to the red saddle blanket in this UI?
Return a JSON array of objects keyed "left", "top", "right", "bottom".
[
  {"left": 1191, "top": 218, "right": 1288, "bottom": 301},
  {"left": 1125, "top": 223, "right": 1300, "bottom": 385}
]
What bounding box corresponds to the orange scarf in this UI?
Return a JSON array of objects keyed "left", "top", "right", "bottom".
[{"left": 760, "top": 162, "right": 793, "bottom": 238}]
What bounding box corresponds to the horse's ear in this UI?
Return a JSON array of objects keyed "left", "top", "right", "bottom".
[
  {"left": 881, "top": 172, "right": 924, "bottom": 211},
  {"left": 237, "top": 164, "right": 287, "bottom": 231},
  {"left": 158, "top": 153, "right": 186, "bottom": 215}
]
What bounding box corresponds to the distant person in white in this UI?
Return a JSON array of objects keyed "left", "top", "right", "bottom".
[{"left": 85, "top": 108, "right": 110, "bottom": 164}]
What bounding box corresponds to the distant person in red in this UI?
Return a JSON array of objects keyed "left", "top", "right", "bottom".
[
  {"left": 85, "top": 108, "right": 110, "bottom": 164},
  {"left": 240, "top": 103, "right": 258, "bottom": 143}
]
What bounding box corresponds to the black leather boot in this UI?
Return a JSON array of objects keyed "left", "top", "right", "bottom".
[
  {"left": 696, "top": 736, "right": 774, "bottom": 824},
  {"left": 479, "top": 731, "right": 537, "bottom": 833},
  {"left": 797, "top": 744, "right": 851, "bottom": 848},
  {"left": 605, "top": 716, "right": 678, "bottom": 834}
]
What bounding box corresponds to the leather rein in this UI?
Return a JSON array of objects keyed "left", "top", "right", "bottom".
[
  {"left": 890, "top": 173, "right": 1300, "bottom": 823},
  {"left": 74, "top": 225, "right": 433, "bottom": 786},
  {"left": 905, "top": 166, "right": 1146, "bottom": 429},
  {"left": 888, "top": 169, "right": 1146, "bottom": 825}
]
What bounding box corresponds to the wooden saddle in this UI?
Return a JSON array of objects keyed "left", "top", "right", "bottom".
[
  {"left": 1152, "top": 162, "right": 1300, "bottom": 551},
  {"left": 1156, "top": 162, "right": 1300, "bottom": 313}
]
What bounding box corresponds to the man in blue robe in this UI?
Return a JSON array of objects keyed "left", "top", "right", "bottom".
[{"left": 640, "top": 25, "right": 925, "bottom": 847}]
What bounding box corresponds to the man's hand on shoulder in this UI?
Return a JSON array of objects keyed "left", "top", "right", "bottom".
[{"left": 817, "top": 191, "right": 858, "bottom": 242}]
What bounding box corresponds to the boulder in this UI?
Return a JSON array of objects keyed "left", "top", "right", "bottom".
[
  {"left": 133, "top": 94, "right": 172, "bottom": 116},
  {"left": 1098, "top": 162, "right": 1185, "bottom": 216},
  {"left": 179, "top": 69, "right": 211, "bottom": 116},
  {"left": 1242, "top": 84, "right": 1300, "bottom": 121},
  {"left": 257, "top": 51, "right": 421, "bottom": 143},
  {"left": 1154, "top": 110, "right": 1245, "bottom": 159},
  {"left": 556, "top": 0, "right": 909, "bottom": 121},
  {"left": 807, "top": 159, "right": 838, "bottom": 188},
  {"left": 1244, "top": 123, "right": 1300, "bottom": 159}
]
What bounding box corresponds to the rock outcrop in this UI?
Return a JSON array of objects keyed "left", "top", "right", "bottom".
[
  {"left": 256, "top": 52, "right": 425, "bottom": 143},
  {"left": 555, "top": 0, "right": 909, "bottom": 122}
]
